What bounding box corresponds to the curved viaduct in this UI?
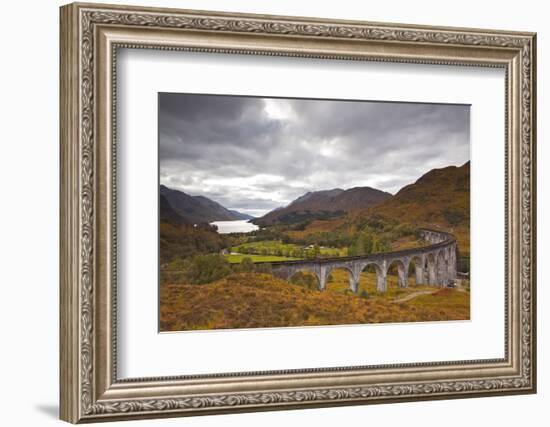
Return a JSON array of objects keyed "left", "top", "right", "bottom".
[{"left": 265, "top": 229, "right": 458, "bottom": 293}]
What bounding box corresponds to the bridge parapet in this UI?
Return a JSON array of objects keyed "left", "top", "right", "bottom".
[{"left": 264, "top": 229, "right": 458, "bottom": 293}]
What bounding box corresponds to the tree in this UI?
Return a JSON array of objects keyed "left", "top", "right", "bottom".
[
  {"left": 313, "top": 244, "right": 321, "bottom": 258},
  {"left": 372, "top": 236, "right": 380, "bottom": 253},
  {"left": 348, "top": 241, "right": 357, "bottom": 257},
  {"left": 355, "top": 233, "right": 365, "bottom": 256},
  {"left": 363, "top": 227, "right": 374, "bottom": 254}
]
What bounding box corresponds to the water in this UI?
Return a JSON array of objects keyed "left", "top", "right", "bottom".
[{"left": 210, "top": 220, "right": 259, "bottom": 234}]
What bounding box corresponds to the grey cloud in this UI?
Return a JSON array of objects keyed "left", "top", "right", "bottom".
[{"left": 159, "top": 93, "right": 469, "bottom": 216}]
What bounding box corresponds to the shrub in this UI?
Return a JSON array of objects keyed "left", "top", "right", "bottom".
[
  {"left": 185, "top": 254, "right": 231, "bottom": 284},
  {"left": 443, "top": 207, "right": 466, "bottom": 226},
  {"left": 393, "top": 223, "right": 416, "bottom": 238},
  {"left": 195, "top": 222, "right": 218, "bottom": 232},
  {"left": 160, "top": 257, "right": 190, "bottom": 284},
  {"left": 290, "top": 272, "right": 318, "bottom": 290},
  {"left": 239, "top": 257, "right": 255, "bottom": 273},
  {"left": 459, "top": 255, "right": 470, "bottom": 273}
]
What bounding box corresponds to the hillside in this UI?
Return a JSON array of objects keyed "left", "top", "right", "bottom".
[
  {"left": 160, "top": 194, "right": 189, "bottom": 225},
  {"left": 367, "top": 161, "right": 470, "bottom": 226},
  {"left": 160, "top": 272, "right": 469, "bottom": 331},
  {"left": 254, "top": 186, "right": 391, "bottom": 226},
  {"left": 160, "top": 185, "right": 249, "bottom": 223},
  {"left": 287, "top": 162, "right": 470, "bottom": 256},
  {"left": 358, "top": 161, "right": 470, "bottom": 251},
  {"left": 159, "top": 221, "right": 226, "bottom": 264}
]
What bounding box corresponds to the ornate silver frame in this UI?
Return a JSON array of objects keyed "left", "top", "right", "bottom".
[{"left": 60, "top": 2, "right": 537, "bottom": 423}]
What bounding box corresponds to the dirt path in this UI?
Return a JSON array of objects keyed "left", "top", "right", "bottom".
[{"left": 393, "top": 290, "right": 438, "bottom": 303}]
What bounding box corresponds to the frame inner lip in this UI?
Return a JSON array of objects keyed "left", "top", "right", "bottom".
[{"left": 108, "top": 41, "right": 512, "bottom": 383}]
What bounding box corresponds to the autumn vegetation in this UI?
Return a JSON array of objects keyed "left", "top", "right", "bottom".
[
  {"left": 160, "top": 270, "right": 470, "bottom": 331},
  {"left": 159, "top": 162, "right": 471, "bottom": 331}
]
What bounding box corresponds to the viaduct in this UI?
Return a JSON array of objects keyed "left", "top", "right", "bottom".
[{"left": 264, "top": 229, "right": 458, "bottom": 293}]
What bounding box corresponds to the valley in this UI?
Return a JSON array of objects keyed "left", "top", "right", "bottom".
[{"left": 159, "top": 161, "right": 471, "bottom": 331}]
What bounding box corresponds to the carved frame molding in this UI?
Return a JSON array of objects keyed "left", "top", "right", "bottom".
[{"left": 60, "top": 2, "right": 536, "bottom": 423}]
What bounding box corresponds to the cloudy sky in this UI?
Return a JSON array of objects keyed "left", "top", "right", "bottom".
[{"left": 159, "top": 93, "right": 470, "bottom": 217}]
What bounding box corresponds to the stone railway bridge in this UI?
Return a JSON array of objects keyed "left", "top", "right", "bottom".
[{"left": 261, "top": 229, "right": 458, "bottom": 293}]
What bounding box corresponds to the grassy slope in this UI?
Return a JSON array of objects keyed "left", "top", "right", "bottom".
[
  {"left": 235, "top": 240, "right": 346, "bottom": 256},
  {"left": 160, "top": 271, "right": 470, "bottom": 331}
]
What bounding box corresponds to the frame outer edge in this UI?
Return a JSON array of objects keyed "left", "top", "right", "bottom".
[
  {"left": 529, "top": 33, "right": 537, "bottom": 393},
  {"left": 60, "top": 2, "right": 537, "bottom": 422},
  {"left": 60, "top": 3, "right": 81, "bottom": 424}
]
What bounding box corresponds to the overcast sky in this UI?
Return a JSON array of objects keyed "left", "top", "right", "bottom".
[{"left": 159, "top": 93, "right": 470, "bottom": 217}]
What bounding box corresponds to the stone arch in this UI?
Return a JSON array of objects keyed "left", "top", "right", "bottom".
[
  {"left": 426, "top": 253, "right": 437, "bottom": 285},
  {"left": 410, "top": 255, "right": 425, "bottom": 285},
  {"left": 270, "top": 228, "right": 457, "bottom": 293},
  {"left": 325, "top": 265, "right": 358, "bottom": 293},
  {"left": 360, "top": 261, "right": 386, "bottom": 293},
  {"left": 386, "top": 258, "right": 408, "bottom": 288},
  {"left": 436, "top": 250, "right": 448, "bottom": 286}
]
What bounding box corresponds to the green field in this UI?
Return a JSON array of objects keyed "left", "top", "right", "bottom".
[
  {"left": 233, "top": 240, "right": 346, "bottom": 258},
  {"left": 225, "top": 253, "right": 302, "bottom": 264}
]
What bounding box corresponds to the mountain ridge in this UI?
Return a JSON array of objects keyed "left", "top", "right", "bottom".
[
  {"left": 254, "top": 186, "right": 392, "bottom": 226},
  {"left": 160, "top": 185, "right": 253, "bottom": 224},
  {"left": 228, "top": 210, "right": 255, "bottom": 221}
]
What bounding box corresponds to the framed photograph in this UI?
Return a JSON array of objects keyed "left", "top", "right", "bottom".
[{"left": 60, "top": 2, "right": 537, "bottom": 423}]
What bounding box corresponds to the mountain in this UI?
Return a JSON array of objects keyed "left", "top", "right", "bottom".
[
  {"left": 254, "top": 186, "right": 391, "bottom": 226},
  {"left": 160, "top": 185, "right": 245, "bottom": 223},
  {"left": 289, "top": 189, "right": 344, "bottom": 208},
  {"left": 344, "top": 161, "right": 470, "bottom": 255},
  {"left": 284, "top": 162, "right": 470, "bottom": 256},
  {"left": 363, "top": 161, "right": 470, "bottom": 227},
  {"left": 228, "top": 210, "right": 255, "bottom": 221},
  {"left": 160, "top": 194, "right": 189, "bottom": 225}
]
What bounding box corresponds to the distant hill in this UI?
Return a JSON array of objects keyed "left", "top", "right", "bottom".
[
  {"left": 254, "top": 186, "right": 391, "bottom": 226},
  {"left": 289, "top": 189, "right": 344, "bottom": 208},
  {"left": 160, "top": 185, "right": 249, "bottom": 223},
  {"left": 228, "top": 210, "right": 255, "bottom": 221}
]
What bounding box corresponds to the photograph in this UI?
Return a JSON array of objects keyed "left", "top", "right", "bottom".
[{"left": 158, "top": 93, "right": 471, "bottom": 332}]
